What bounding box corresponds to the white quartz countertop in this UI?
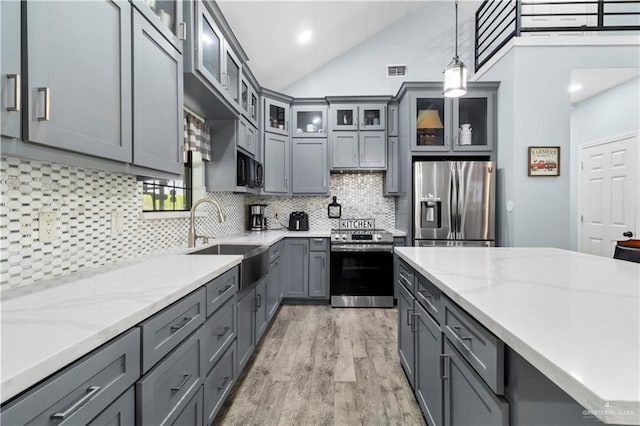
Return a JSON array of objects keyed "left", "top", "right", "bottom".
[
  {"left": 0, "top": 254, "right": 242, "bottom": 403},
  {"left": 395, "top": 247, "right": 640, "bottom": 425}
]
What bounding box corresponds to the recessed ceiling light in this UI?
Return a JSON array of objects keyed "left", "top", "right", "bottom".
[
  {"left": 569, "top": 84, "right": 583, "bottom": 92},
  {"left": 297, "top": 29, "right": 312, "bottom": 44}
]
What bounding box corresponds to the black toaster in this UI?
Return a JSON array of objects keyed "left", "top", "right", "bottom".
[{"left": 288, "top": 212, "right": 309, "bottom": 231}]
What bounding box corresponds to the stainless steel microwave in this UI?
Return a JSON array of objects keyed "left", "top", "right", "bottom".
[{"left": 237, "top": 151, "right": 263, "bottom": 188}]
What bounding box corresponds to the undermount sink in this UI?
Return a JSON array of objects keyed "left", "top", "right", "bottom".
[{"left": 189, "top": 243, "right": 269, "bottom": 290}]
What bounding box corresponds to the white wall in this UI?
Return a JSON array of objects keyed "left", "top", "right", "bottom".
[
  {"left": 569, "top": 77, "right": 640, "bottom": 250},
  {"left": 479, "top": 44, "right": 640, "bottom": 248},
  {"left": 284, "top": 1, "right": 482, "bottom": 97}
]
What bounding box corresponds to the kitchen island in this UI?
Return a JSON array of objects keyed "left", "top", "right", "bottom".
[{"left": 395, "top": 247, "right": 640, "bottom": 425}]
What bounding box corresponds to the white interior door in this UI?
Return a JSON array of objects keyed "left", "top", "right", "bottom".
[{"left": 580, "top": 132, "right": 638, "bottom": 257}]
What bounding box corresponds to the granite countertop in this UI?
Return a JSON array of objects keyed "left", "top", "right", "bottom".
[{"left": 395, "top": 247, "right": 640, "bottom": 425}]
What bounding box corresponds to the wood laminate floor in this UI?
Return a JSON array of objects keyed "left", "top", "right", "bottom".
[{"left": 214, "top": 305, "right": 425, "bottom": 426}]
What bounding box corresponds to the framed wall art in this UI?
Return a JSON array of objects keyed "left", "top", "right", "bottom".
[{"left": 528, "top": 146, "right": 560, "bottom": 177}]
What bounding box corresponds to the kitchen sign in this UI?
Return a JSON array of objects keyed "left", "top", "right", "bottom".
[
  {"left": 339, "top": 219, "right": 375, "bottom": 230},
  {"left": 528, "top": 146, "right": 560, "bottom": 177}
]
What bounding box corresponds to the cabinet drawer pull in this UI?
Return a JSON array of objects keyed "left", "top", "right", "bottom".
[
  {"left": 170, "top": 316, "right": 192, "bottom": 332},
  {"left": 218, "top": 284, "right": 233, "bottom": 295},
  {"left": 171, "top": 374, "right": 192, "bottom": 392},
  {"left": 37, "top": 87, "right": 50, "bottom": 121},
  {"left": 7, "top": 74, "right": 20, "bottom": 112},
  {"left": 417, "top": 290, "right": 432, "bottom": 300},
  {"left": 450, "top": 325, "right": 472, "bottom": 350},
  {"left": 217, "top": 325, "right": 231, "bottom": 337},
  {"left": 399, "top": 274, "right": 412, "bottom": 288},
  {"left": 313, "top": 238, "right": 324, "bottom": 242},
  {"left": 217, "top": 376, "right": 230, "bottom": 391},
  {"left": 50, "top": 386, "right": 101, "bottom": 420}
]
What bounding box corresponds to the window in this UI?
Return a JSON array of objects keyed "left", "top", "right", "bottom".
[{"left": 141, "top": 154, "right": 193, "bottom": 212}]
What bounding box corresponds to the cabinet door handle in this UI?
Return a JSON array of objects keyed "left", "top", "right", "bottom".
[
  {"left": 217, "top": 376, "right": 230, "bottom": 391},
  {"left": 410, "top": 312, "right": 419, "bottom": 332},
  {"left": 285, "top": 177, "right": 288, "bottom": 189},
  {"left": 440, "top": 354, "right": 450, "bottom": 380},
  {"left": 323, "top": 179, "right": 326, "bottom": 189},
  {"left": 50, "top": 386, "right": 101, "bottom": 420},
  {"left": 217, "top": 325, "right": 231, "bottom": 337},
  {"left": 170, "top": 316, "right": 192, "bottom": 332},
  {"left": 221, "top": 73, "right": 227, "bottom": 89},
  {"left": 257, "top": 293, "right": 262, "bottom": 308},
  {"left": 406, "top": 308, "right": 413, "bottom": 326},
  {"left": 7, "top": 74, "right": 20, "bottom": 112},
  {"left": 179, "top": 22, "right": 187, "bottom": 40},
  {"left": 37, "top": 87, "right": 50, "bottom": 121},
  {"left": 170, "top": 374, "right": 192, "bottom": 392}
]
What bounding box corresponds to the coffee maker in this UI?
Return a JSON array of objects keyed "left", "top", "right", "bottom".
[{"left": 248, "top": 204, "right": 268, "bottom": 231}]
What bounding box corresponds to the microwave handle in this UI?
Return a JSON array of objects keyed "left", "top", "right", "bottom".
[{"left": 239, "top": 159, "right": 246, "bottom": 183}]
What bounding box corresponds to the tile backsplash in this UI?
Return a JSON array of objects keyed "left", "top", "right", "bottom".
[
  {"left": 251, "top": 172, "right": 395, "bottom": 231},
  {"left": 0, "top": 156, "right": 395, "bottom": 289}
]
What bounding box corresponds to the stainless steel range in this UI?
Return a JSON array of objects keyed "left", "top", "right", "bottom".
[{"left": 330, "top": 223, "right": 394, "bottom": 308}]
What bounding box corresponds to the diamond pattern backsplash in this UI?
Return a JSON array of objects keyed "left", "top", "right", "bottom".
[
  {"left": 250, "top": 172, "right": 395, "bottom": 231},
  {"left": 0, "top": 156, "right": 395, "bottom": 289}
]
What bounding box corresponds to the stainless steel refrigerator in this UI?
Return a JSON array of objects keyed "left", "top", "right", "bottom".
[{"left": 413, "top": 161, "right": 495, "bottom": 247}]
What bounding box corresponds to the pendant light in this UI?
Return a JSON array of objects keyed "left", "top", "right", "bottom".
[{"left": 443, "top": 0, "right": 467, "bottom": 98}]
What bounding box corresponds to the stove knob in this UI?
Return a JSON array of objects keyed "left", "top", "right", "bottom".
[
  {"left": 342, "top": 234, "right": 347, "bottom": 241},
  {"left": 375, "top": 234, "right": 382, "bottom": 240}
]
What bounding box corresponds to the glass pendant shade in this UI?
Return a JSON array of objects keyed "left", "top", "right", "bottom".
[{"left": 444, "top": 57, "right": 467, "bottom": 98}]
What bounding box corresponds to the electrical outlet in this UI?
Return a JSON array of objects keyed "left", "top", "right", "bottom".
[
  {"left": 39, "top": 212, "right": 57, "bottom": 242},
  {"left": 111, "top": 209, "right": 124, "bottom": 235}
]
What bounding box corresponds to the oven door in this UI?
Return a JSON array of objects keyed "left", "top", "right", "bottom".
[{"left": 330, "top": 249, "right": 394, "bottom": 307}]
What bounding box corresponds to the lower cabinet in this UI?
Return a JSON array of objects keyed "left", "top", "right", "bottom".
[
  {"left": 284, "top": 238, "right": 329, "bottom": 299},
  {"left": 171, "top": 386, "right": 204, "bottom": 426},
  {"left": 443, "top": 339, "right": 509, "bottom": 426},
  {"left": 203, "top": 341, "right": 237, "bottom": 425},
  {"left": 267, "top": 254, "right": 283, "bottom": 319},
  {"left": 397, "top": 281, "right": 415, "bottom": 389},
  {"left": 415, "top": 301, "right": 443, "bottom": 426},
  {"left": 396, "top": 255, "right": 509, "bottom": 426},
  {"left": 255, "top": 276, "right": 269, "bottom": 342},
  {"left": 236, "top": 287, "right": 256, "bottom": 372},
  {"left": 87, "top": 387, "right": 135, "bottom": 426},
  {"left": 284, "top": 239, "right": 309, "bottom": 297},
  {"left": 136, "top": 328, "right": 203, "bottom": 426}
]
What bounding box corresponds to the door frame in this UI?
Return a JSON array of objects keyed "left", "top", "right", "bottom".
[{"left": 577, "top": 130, "right": 639, "bottom": 253}]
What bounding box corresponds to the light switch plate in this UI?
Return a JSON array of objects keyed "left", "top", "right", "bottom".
[
  {"left": 39, "top": 212, "right": 57, "bottom": 242},
  {"left": 111, "top": 209, "right": 123, "bottom": 235}
]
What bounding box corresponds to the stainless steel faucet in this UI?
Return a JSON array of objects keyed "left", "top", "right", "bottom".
[{"left": 188, "top": 198, "right": 225, "bottom": 248}]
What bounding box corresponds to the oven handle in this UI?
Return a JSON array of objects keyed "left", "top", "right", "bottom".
[{"left": 330, "top": 245, "right": 394, "bottom": 253}]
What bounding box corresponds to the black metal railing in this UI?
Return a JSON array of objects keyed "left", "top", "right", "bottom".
[{"left": 475, "top": 0, "right": 640, "bottom": 71}]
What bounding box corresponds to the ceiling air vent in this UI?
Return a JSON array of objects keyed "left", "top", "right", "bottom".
[{"left": 387, "top": 64, "right": 407, "bottom": 77}]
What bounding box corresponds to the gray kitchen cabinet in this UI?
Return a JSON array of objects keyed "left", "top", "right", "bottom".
[
  {"left": 398, "top": 280, "right": 415, "bottom": 389},
  {"left": 388, "top": 100, "right": 399, "bottom": 137},
  {"left": 255, "top": 276, "right": 269, "bottom": 342},
  {"left": 203, "top": 341, "right": 236, "bottom": 425},
  {"left": 240, "top": 70, "right": 260, "bottom": 128},
  {"left": 291, "top": 101, "right": 328, "bottom": 137},
  {"left": 132, "top": 8, "right": 184, "bottom": 174},
  {"left": 203, "top": 295, "right": 236, "bottom": 375},
  {"left": 205, "top": 266, "right": 238, "bottom": 318},
  {"left": 384, "top": 136, "right": 399, "bottom": 195},
  {"left": 224, "top": 43, "right": 242, "bottom": 110},
  {"left": 329, "top": 103, "right": 359, "bottom": 131},
  {"left": 267, "top": 254, "right": 283, "bottom": 319},
  {"left": 0, "top": 329, "right": 140, "bottom": 426},
  {"left": 359, "top": 103, "right": 387, "bottom": 131},
  {"left": 237, "top": 117, "right": 257, "bottom": 157},
  {"left": 443, "top": 338, "right": 509, "bottom": 426},
  {"left": 264, "top": 94, "right": 291, "bottom": 137},
  {"left": 236, "top": 287, "right": 256, "bottom": 372},
  {"left": 25, "top": 0, "right": 132, "bottom": 162},
  {"left": 408, "top": 83, "right": 498, "bottom": 154},
  {"left": 136, "top": 327, "right": 203, "bottom": 426},
  {"left": 284, "top": 239, "right": 309, "bottom": 298},
  {"left": 415, "top": 302, "right": 443, "bottom": 426},
  {"left": 264, "top": 132, "right": 290, "bottom": 194},
  {"left": 132, "top": 0, "right": 183, "bottom": 52},
  {"left": 1, "top": 0, "right": 21, "bottom": 140},
  {"left": 87, "top": 387, "right": 135, "bottom": 426},
  {"left": 292, "top": 138, "right": 329, "bottom": 194},
  {"left": 331, "top": 131, "right": 359, "bottom": 169},
  {"left": 308, "top": 250, "right": 329, "bottom": 299},
  {"left": 359, "top": 132, "right": 386, "bottom": 169},
  {"left": 170, "top": 386, "right": 203, "bottom": 426}
]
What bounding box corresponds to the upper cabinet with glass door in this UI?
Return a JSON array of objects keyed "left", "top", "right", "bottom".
[
  {"left": 329, "top": 101, "right": 387, "bottom": 132},
  {"left": 292, "top": 99, "right": 327, "bottom": 138},
  {"left": 407, "top": 82, "right": 498, "bottom": 153},
  {"left": 132, "top": 0, "right": 184, "bottom": 52},
  {"left": 263, "top": 89, "right": 292, "bottom": 137},
  {"left": 359, "top": 104, "right": 386, "bottom": 131},
  {"left": 241, "top": 68, "right": 260, "bottom": 128}
]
